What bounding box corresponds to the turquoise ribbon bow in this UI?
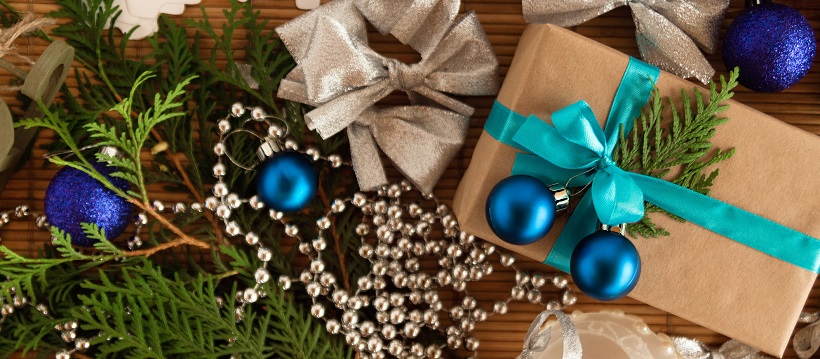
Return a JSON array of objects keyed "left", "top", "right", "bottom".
[{"left": 485, "top": 57, "right": 820, "bottom": 274}]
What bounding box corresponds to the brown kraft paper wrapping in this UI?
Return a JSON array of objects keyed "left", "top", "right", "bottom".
[{"left": 452, "top": 24, "right": 820, "bottom": 357}]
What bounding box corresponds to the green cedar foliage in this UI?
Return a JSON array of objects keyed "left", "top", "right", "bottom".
[
  {"left": 0, "top": 0, "right": 360, "bottom": 357},
  {"left": 614, "top": 69, "right": 739, "bottom": 238}
]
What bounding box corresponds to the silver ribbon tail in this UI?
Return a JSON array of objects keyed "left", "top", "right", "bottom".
[
  {"left": 518, "top": 310, "right": 582, "bottom": 359},
  {"left": 522, "top": 0, "right": 728, "bottom": 84},
  {"left": 672, "top": 336, "right": 773, "bottom": 359}
]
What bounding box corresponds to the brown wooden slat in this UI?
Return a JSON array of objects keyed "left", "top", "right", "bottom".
[{"left": 2, "top": 0, "right": 820, "bottom": 358}]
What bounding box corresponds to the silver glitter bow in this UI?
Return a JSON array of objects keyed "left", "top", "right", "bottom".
[
  {"left": 522, "top": 0, "right": 729, "bottom": 84},
  {"left": 518, "top": 310, "right": 582, "bottom": 359},
  {"left": 793, "top": 311, "right": 820, "bottom": 359},
  {"left": 672, "top": 337, "right": 772, "bottom": 359},
  {"left": 277, "top": 0, "right": 499, "bottom": 194}
]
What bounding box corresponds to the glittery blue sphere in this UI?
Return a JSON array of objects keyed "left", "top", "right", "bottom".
[
  {"left": 723, "top": 2, "right": 816, "bottom": 92},
  {"left": 44, "top": 162, "right": 134, "bottom": 247},
  {"left": 255, "top": 151, "right": 318, "bottom": 213},
  {"left": 485, "top": 175, "right": 556, "bottom": 246},
  {"left": 570, "top": 231, "right": 641, "bottom": 301}
]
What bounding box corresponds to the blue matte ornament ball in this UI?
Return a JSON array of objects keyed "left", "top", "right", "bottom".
[
  {"left": 485, "top": 175, "right": 556, "bottom": 246},
  {"left": 570, "top": 230, "right": 641, "bottom": 301},
  {"left": 44, "top": 162, "right": 134, "bottom": 247},
  {"left": 255, "top": 151, "right": 318, "bottom": 213},
  {"left": 723, "top": 2, "right": 816, "bottom": 92}
]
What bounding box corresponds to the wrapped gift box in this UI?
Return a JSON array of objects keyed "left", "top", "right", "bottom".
[{"left": 452, "top": 24, "right": 820, "bottom": 357}]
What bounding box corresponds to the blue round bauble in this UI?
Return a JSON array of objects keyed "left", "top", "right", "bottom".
[
  {"left": 485, "top": 175, "right": 556, "bottom": 246},
  {"left": 723, "top": 2, "right": 816, "bottom": 92},
  {"left": 570, "top": 231, "right": 641, "bottom": 301},
  {"left": 44, "top": 162, "right": 134, "bottom": 247},
  {"left": 255, "top": 151, "right": 318, "bottom": 213}
]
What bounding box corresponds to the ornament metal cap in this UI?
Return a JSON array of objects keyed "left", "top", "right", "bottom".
[
  {"left": 601, "top": 223, "right": 627, "bottom": 234},
  {"left": 548, "top": 184, "right": 570, "bottom": 212},
  {"left": 746, "top": 0, "right": 772, "bottom": 7},
  {"left": 257, "top": 137, "right": 281, "bottom": 162}
]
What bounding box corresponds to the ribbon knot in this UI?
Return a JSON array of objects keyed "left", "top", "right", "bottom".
[
  {"left": 385, "top": 58, "right": 423, "bottom": 94},
  {"left": 597, "top": 156, "right": 616, "bottom": 172}
]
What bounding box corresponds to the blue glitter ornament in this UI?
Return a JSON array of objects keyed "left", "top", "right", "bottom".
[
  {"left": 44, "top": 162, "right": 134, "bottom": 247},
  {"left": 723, "top": 1, "right": 816, "bottom": 92},
  {"left": 255, "top": 151, "right": 318, "bottom": 213},
  {"left": 570, "top": 230, "right": 641, "bottom": 301},
  {"left": 486, "top": 175, "right": 556, "bottom": 246}
]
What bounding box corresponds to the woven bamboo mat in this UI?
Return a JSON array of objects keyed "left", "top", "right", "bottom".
[{"left": 1, "top": 0, "right": 819, "bottom": 358}]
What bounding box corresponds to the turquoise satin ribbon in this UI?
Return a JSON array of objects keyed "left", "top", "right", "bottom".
[{"left": 484, "top": 57, "right": 820, "bottom": 274}]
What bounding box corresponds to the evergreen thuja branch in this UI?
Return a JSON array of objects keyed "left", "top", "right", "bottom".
[{"left": 614, "top": 69, "right": 739, "bottom": 238}]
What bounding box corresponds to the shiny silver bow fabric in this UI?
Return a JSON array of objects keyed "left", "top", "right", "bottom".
[
  {"left": 672, "top": 337, "right": 772, "bottom": 359},
  {"left": 518, "top": 310, "right": 582, "bottom": 359},
  {"left": 276, "top": 0, "right": 499, "bottom": 194},
  {"left": 793, "top": 312, "right": 820, "bottom": 359},
  {"left": 523, "top": 0, "right": 728, "bottom": 84}
]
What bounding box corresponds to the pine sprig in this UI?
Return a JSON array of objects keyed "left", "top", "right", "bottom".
[{"left": 614, "top": 69, "right": 740, "bottom": 237}]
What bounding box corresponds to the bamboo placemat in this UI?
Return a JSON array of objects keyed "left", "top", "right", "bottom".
[{"left": 1, "top": 0, "right": 819, "bottom": 358}]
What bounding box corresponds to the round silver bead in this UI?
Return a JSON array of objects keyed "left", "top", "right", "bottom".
[
  {"left": 326, "top": 320, "right": 341, "bottom": 334},
  {"left": 56, "top": 351, "right": 71, "bottom": 359},
  {"left": 511, "top": 286, "right": 526, "bottom": 300},
  {"left": 312, "top": 237, "right": 327, "bottom": 251},
  {"left": 465, "top": 337, "right": 480, "bottom": 351},
  {"left": 388, "top": 340, "right": 403, "bottom": 356},
  {"left": 389, "top": 308, "right": 405, "bottom": 324},
  {"left": 35, "top": 304, "right": 48, "bottom": 316},
  {"left": 516, "top": 271, "right": 531, "bottom": 286},
  {"left": 213, "top": 182, "right": 229, "bottom": 198},
  {"left": 309, "top": 259, "right": 325, "bottom": 273},
  {"left": 278, "top": 275, "right": 292, "bottom": 290},
  {"left": 251, "top": 107, "right": 266, "bottom": 120},
  {"left": 446, "top": 336, "right": 461, "bottom": 349},
  {"left": 230, "top": 103, "right": 245, "bottom": 117},
  {"left": 546, "top": 299, "right": 562, "bottom": 311},
  {"left": 342, "top": 310, "right": 359, "bottom": 326},
  {"left": 373, "top": 276, "right": 387, "bottom": 290},
  {"left": 328, "top": 155, "right": 343, "bottom": 168},
  {"left": 360, "top": 321, "right": 376, "bottom": 336},
  {"left": 527, "top": 290, "right": 542, "bottom": 303},
  {"left": 316, "top": 217, "right": 331, "bottom": 230},
  {"left": 254, "top": 268, "right": 270, "bottom": 284},
  {"left": 225, "top": 221, "right": 242, "bottom": 237},
  {"left": 245, "top": 232, "right": 259, "bottom": 246},
  {"left": 346, "top": 332, "right": 361, "bottom": 346},
  {"left": 310, "top": 303, "right": 325, "bottom": 318},
  {"left": 462, "top": 296, "right": 477, "bottom": 310},
  {"left": 367, "top": 337, "right": 383, "bottom": 353},
  {"left": 127, "top": 235, "right": 143, "bottom": 250},
  {"left": 553, "top": 275, "right": 569, "bottom": 289},
  {"left": 331, "top": 199, "right": 346, "bottom": 213},
  {"left": 34, "top": 215, "right": 49, "bottom": 229},
  {"left": 500, "top": 253, "right": 515, "bottom": 267},
  {"left": 284, "top": 139, "right": 299, "bottom": 151},
  {"left": 358, "top": 276, "right": 373, "bottom": 291},
  {"left": 269, "top": 210, "right": 284, "bottom": 220},
  {"left": 204, "top": 197, "right": 219, "bottom": 211},
  {"left": 249, "top": 195, "right": 264, "bottom": 210},
  {"left": 359, "top": 244, "right": 374, "bottom": 258},
  {"left": 215, "top": 204, "right": 231, "bottom": 219},
  {"left": 531, "top": 274, "right": 547, "bottom": 288},
  {"left": 212, "top": 163, "right": 227, "bottom": 177},
  {"left": 217, "top": 119, "right": 231, "bottom": 134},
  {"left": 404, "top": 322, "right": 420, "bottom": 338},
  {"left": 152, "top": 201, "right": 165, "bottom": 213},
  {"left": 374, "top": 296, "right": 389, "bottom": 311},
  {"left": 332, "top": 289, "right": 349, "bottom": 306},
  {"left": 285, "top": 224, "right": 299, "bottom": 237},
  {"left": 562, "top": 290, "right": 578, "bottom": 306},
  {"left": 299, "top": 270, "right": 312, "bottom": 284},
  {"left": 352, "top": 193, "right": 367, "bottom": 207},
  {"left": 355, "top": 223, "right": 370, "bottom": 236},
  {"left": 173, "top": 202, "right": 187, "bottom": 214},
  {"left": 453, "top": 281, "right": 467, "bottom": 292},
  {"left": 268, "top": 124, "right": 285, "bottom": 138},
  {"left": 225, "top": 194, "right": 241, "bottom": 209},
  {"left": 257, "top": 247, "right": 272, "bottom": 262},
  {"left": 306, "top": 283, "right": 322, "bottom": 297},
  {"left": 75, "top": 337, "right": 90, "bottom": 351},
  {"left": 493, "top": 301, "right": 508, "bottom": 314},
  {"left": 388, "top": 293, "right": 405, "bottom": 307},
  {"left": 243, "top": 288, "right": 259, "bottom": 303},
  {"left": 213, "top": 142, "right": 226, "bottom": 156},
  {"left": 381, "top": 324, "right": 397, "bottom": 340},
  {"left": 305, "top": 147, "right": 320, "bottom": 161}
]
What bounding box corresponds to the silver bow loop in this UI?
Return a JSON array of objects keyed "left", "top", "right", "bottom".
[
  {"left": 518, "top": 310, "right": 582, "bottom": 359},
  {"left": 522, "top": 0, "right": 729, "bottom": 84},
  {"left": 794, "top": 311, "right": 820, "bottom": 359},
  {"left": 672, "top": 337, "right": 772, "bottom": 359},
  {"left": 349, "top": 106, "right": 468, "bottom": 193},
  {"left": 355, "top": 0, "right": 460, "bottom": 57}
]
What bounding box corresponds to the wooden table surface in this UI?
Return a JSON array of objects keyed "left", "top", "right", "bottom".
[{"left": 1, "top": 0, "right": 820, "bottom": 358}]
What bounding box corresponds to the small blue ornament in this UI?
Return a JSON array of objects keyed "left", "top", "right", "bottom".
[
  {"left": 723, "top": 1, "right": 816, "bottom": 92},
  {"left": 256, "top": 151, "right": 318, "bottom": 213},
  {"left": 486, "top": 175, "right": 556, "bottom": 246},
  {"left": 570, "top": 230, "right": 641, "bottom": 301},
  {"left": 45, "top": 162, "right": 134, "bottom": 247}
]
